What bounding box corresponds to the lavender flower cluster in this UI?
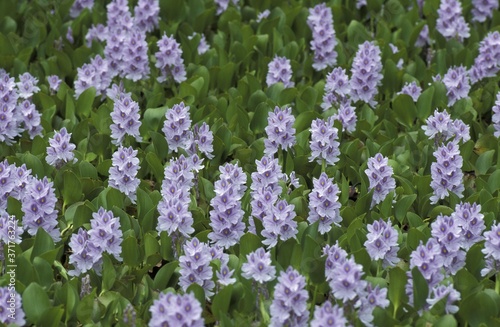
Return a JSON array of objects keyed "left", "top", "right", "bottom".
[
  {"left": 46, "top": 127, "right": 77, "bottom": 168},
  {"left": 309, "top": 117, "right": 340, "bottom": 166},
  {"left": 264, "top": 106, "right": 296, "bottom": 156},
  {"left": 350, "top": 41, "right": 383, "bottom": 107},
  {"left": 308, "top": 172, "right": 341, "bottom": 234},
  {"left": 307, "top": 3, "right": 338, "bottom": 71},
  {"left": 149, "top": 292, "right": 204, "bottom": 327},
  {"left": 436, "top": 0, "right": 470, "bottom": 42},
  {"left": 109, "top": 86, "right": 142, "bottom": 145},
  {"left": 266, "top": 56, "right": 294, "bottom": 88},
  {"left": 108, "top": 146, "right": 141, "bottom": 203},
  {"left": 469, "top": 31, "right": 500, "bottom": 84},
  {"left": 365, "top": 153, "right": 396, "bottom": 208}
]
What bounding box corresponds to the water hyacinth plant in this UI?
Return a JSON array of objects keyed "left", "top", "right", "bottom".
[{"left": 1, "top": 0, "right": 500, "bottom": 326}]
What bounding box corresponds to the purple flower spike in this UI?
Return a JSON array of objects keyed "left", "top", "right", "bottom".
[
  {"left": 149, "top": 292, "right": 204, "bottom": 327},
  {"left": 309, "top": 117, "right": 340, "bottom": 166},
  {"left": 422, "top": 109, "right": 470, "bottom": 144},
  {"left": 270, "top": 267, "right": 309, "bottom": 327},
  {"left": 134, "top": 0, "right": 160, "bottom": 32},
  {"left": 334, "top": 99, "right": 357, "bottom": 133},
  {"left": 328, "top": 256, "right": 366, "bottom": 302},
  {"left": 436, "top": 0, "right": 470, "bottom": 42},
  {"left": 427, "top": 284, "right": 461, "bottom": 314},
  {"left": 443, "top": 66, "right": 470, "bottom": 106},
  {"left": 481, "top": 221, "right": 500, "bottom": 276},
  {"left": 109, "top": 146, "right": 140, "bottom": 203},
  {"left": 311, "top": 301, "right": 348, "bottom": 327},
  {"left": 358, "top": 284, "right": 390, "bottom": 326},
  {"left": 47, "top": 75, "right": 62, "bottom": 93},
  {"left": 70, "top": 0, "right": 94, "bottom": 18},
  {"left": 162, "top": 102, "right": 193, "bottom": 153},
  {"left": 321, "top": 67, "right": 350, "bottom": 109},
  {"left": 415, "top": 25, "right": 431, "bottom": 47},
  {"left": 0, "top": 287, "right": 26, "bottom": 326},
  {"left": 398, "top": 81, "right": 422, "bottom": 102},
  {"left": 0, "top": 70, "right": 21, "bottom": 144},
  {"left": 110, "top": 93, "right": 142, "bottom": 145},
  {"left": 431, "top": 214, "right": 465, "bottom": 274},
  {"left": 46, "top": 127, "right": 77, "bottom": 168},
  {"left": 123, "top": 30, "right": 150, "bottom": 81},
  {"left": 155, "top": 34, "right": 187, "bottom": 83},
  {"left": 469, "top": 32, "right": 500, "bottom": 84},
  {"left": 88, "top": 207, "right": 123, "bottom": 260},
  {"left": 264, "top": 106, "right": 296, "bottom": 156},
  {"left": 193, "top": 122, "right": 214, "bottom": 159},
  {"left": 365, "top": 153, "right": 396, "bottom": 208},
  {"left": 493, "top": 92, "right": 500, "bottom": 137},
  {"left": 17, "top": 72, "right": 40, "bottom": 99},
  {"left": 241, "top": 247, "right": 276, "bottom": 283},
  {"left": 18, "top": 100, "right": 43, "bottom": 139},
  {"left": 307, "top": 3, "right": 338, "bottom": 71},
  {"left": 472, "top": 0, "right": 498, "bottom": 22},
  {"left": 308, "top": 172, "right": 341, "bottom": 234},
  {"left": 178, "top": 238, "right": 215, "bottom": 298},
  {"left": 68, "top": 228, "right": 102, "bottom": 276},
  {"left": 266, "top": 56, "right": 294, "bottom": 88},
  {"left": 364, "top": 219, "right": 400, "bottom": 268},
  {"left": 452, "top": 202, "right": 485, "bottom": 250},
  {"left": 430, "top": 141, "right": 464, "bottom": 204},
  {"left": 409, "top": 239, "right": 442, "bottom": 289},
  {"left": 350, "top": 41, "right": 383, "bottom": 107},
  {"left": 262, "top": 199, "right": 298, "bottom": 248}
]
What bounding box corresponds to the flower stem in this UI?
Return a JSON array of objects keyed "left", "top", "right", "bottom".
[{"left": 496, "top": 273, "right": 500, "bottom": 294}]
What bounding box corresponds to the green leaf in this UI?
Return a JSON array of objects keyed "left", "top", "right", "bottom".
[
  {"left": 411, "top": 267, "right": 429, "bottom": 311},
  {"left": 21, "top": 152, "right": 44, "bottom": 178},
  {"left": 102, "top": 255, "right": 116, "bottom": 292},
  {"left": 122, "top": 236, "right": 140, "bottom": 266},
  {"left": 23, "top": 283, "right": 51, "bottom": 324},
  {"left": 31, "top": 228, "right": 55, "bottom": 262},
  {"left": 145, "top": 152, "right": 164, "bottom": 182},
  {"left": 388, "top": 267, "right": 407, "bottom": 316},
  {"left": 434, "top": 315, "right": 457, "bottom": 327},
  {"left": 476, "top": 150, "right": 494, "bottom": 175},
  {"left": 393, "top": 94, "right": 417, "bottom": 127},
  {"left": 63, "top": 170, "right": 82, "bottom": 205},
  {"left": 395, "top": 194, "right": 417, "bottom": 223},
  {"left": 459, "top": 291, "right": 499, "bottom": 327},
  {"left": 38, "top": 306, "right": 65, "bottom": 327},
  {"left": 212, "top": 285, "right": 233, "bottom": 320},
  {"left": 239, "top": 233, "right": 261, "bottom": 257}
]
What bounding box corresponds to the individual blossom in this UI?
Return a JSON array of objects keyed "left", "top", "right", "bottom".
[
  {"left": 415, "top": 24, "right": 431, "bottom": 47},
  {"left": 22, "top": 176, "right": 60, "bottom": 241},
  {"left": 3, "top": 163, "right": 32, "bottom": 203},
  {"left": 178, "top": 238, "right": 215, "bottom": 297},
  {"left": 442, "top": 65, "right": 470, "bottom": 106},
  {"left": 270, "top": 267, "right": 309, "bottom": 327},
  {"left": 155, "top": 34, "right": 187, "bottom": 83},
  {"left": 398, "top": 81, "right": 422, "bottom": 102},
  {"left": 162, "top": 102, "right": 193, "bottom": 153},
  {"left": 481, "top": 221, "right": 500, "bottom": 276},
  {"left": 321, "top": 67, "right": 350, "bottom": 109},
  {"left": 431, "top": 214, "right": 465, "bottom": 274},
  {"left": 307, "top": 3, "right": 338, "bottom": 71},
  {"left": 134, "top": 0, "right": 160, "bottom": 32},
  {"left": 257, "top": 9, "right": 270, "bottom": 22},
  {"left": 208, "top": 163, "right": 246, "bottom": 248},
  {"left": 266, "top": 56, "right": 294, "bottom": 88},
  {"left": 357, "top": 0, "right": 367, "bottom": 8},
  {"left": 469, "top": 31, "right": 500, "bottom": 84},
  {"left": 149, "top": 292, "right": 204, "bottom": 327},
  {"left": 108, "top": 146, "right": 140, "bottom": 203},
  {"left": 436, "top": 0, "right": 470, "bottom": 42},
  {"left": 365, "top": 153, "right": 396, "bottom": 207},
  {"left": 364, "top": 219, "right": 400, "bottom": 268},
  {"left": 192, "top": 122, "right": 214, "bottom": 159},
  {"left": 452, "top": 202, "right": 485, "bottom": 250},
  {"left": 357, "top": 284, "right": 390, "bottom": 327},
  {"left": 110, "top": 93, "right": 142, "bottom": 145},
  {"left": 0, "top": 287, "right": 26, "bottom": 326},
  {"left": 350, "top": 41, "right": 383, "bottom": 107},
  {"left": 68, "top": 228, "right": 102, "bottom": 276},
  {"left": 122, "top": 303, "right": 137, "bottom": 326},
  {"left": 310, "top": 301, "right": 348, "bottom": 327},
  {"left": 409, "top": 238, "right": 443, "bottom": 288},
  {"left": 17, "top": 72, "right": 40, "bottom": 99},
  {"left": 333, "top": 99, "right": 357, "bottom": 133},
  {"left": 328, "top": 256, "right": 366, "bottom": 302},
  {"left": 74, "top": 63, "right": 98, "bottom": 99},
  {"left": 471, "top": 0, "right": 499, "bottom": 22},
  {"left": 430, "top": 141, "right": 464, "bottom": 204},
  {"left": 157, "top": 155, "right": 195, "bottom": 238},
  {"left": 241, "top": 247, "right": 276, "bottom": 283},
  {"left": 0, "top": 71, "right": 21, "bottom": 144},
  {"left": 264, "top": 106, "right": 296, "bottom": 156},
  {"left": 493, "top": 92, "right": 500, "bottom": 137},
  {"left": 214, "top": 0, "right": 239, "bottom": 15},
  {"left": 308, "top": 172, "right": 342, "bottom": 234},
  {"left": 262, "top": 199, "right": 298, "bottom": 248},
  {"left": 324, "top": 242, "right": 348, "bottom": 278},
  {"left": 46, "top": 127, "right": 77, "bottom": 168},
  {"left": 309, "top": 117, "right": 340, "bottom": 166},
  {"left": 422, "top": 109, "right": 470, "bottom": 144},
  {"left": 427, "top": 284, "right": 461, "bottom": 314},
  {"left": 188, "top": 33, "right": 210, "bottom": 55},
  {"left": 18, "top": 99, "right": 42, "bottom": 138},
  {"left": 47, "top": 75, "right": 62, "bottom": 94},
  {"left": 88, "top": 207, "right": 123, "bottom": 260},
  {"left": 70, "top": 0, "right": 94, "bottom": 18},
  {"left": 85, "top": 24, "right": 108, "bottom": 47}
]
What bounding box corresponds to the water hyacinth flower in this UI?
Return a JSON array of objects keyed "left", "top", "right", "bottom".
[
  {"left": 436, "top": 0, "right": 470, "bottom": 42},
  {"left": 409, "top": 238, "right": 443, "bottom": 288},
  {"left": 85, "top": 24, "right": 108, "bottom": 47},
  {"left": 241, "top": 247, "right": 276, "bottom": 283},
  {"left": 17, "top": 72, "right": 40, "bottom": 99},
  {"left": 0, "top": 287, "right": 26, "bottom": 326},
  {"left": 309, "top": 117, "right": 340, "bottom": 166},
  {"left": 18, "top": 99, "right": 43, "bottom": 139},
  {"left": 88, "top": 207, "right": 123, "bottom": 260},
  {"left": 155, "top": 34, "right": 187, "bottom": 83},
  {"left": 270, "top": 267, "right": 309, "bottom": 327},
  {"left": 442, "top": 66, "right": 470, "bottom": 106},
  {"left": 0, "top": 70, "right": 21, "bottom": 144},
  {"left": 149, "top": 292, "right": 204, "bottom": 327},
  {"left": 328, "top": 256, "right": 366, "bottom": 302},
  {"left": 481, "top": 222, "right": 500, "bottom": 276},
  {"left": 350, "top": 41, "right": 383, "bottom": 107},
  {"left": 365, "top": 153, "right": 396, "bottom": 208},
  {"left": 415, "top": 24, "right": 430, "bottom": 47},
  {"left": 266, "top": 56, "right": 294, "bottom": 88},
  {"left": 157, "top": 156, "right": 195, "bottom": 237},
  {"left": 70, "top": 0, "right": 94, "bottom": 18},
  {"left": 321, "top": 67, "right": 350, "bottom": 109},
  {"left": 188, "top": 33, "right": 210, "bottom": 55},
  {"left": 471, "top": 0, "right": 499, "bottom": 22},
  {"left": 74, "top": 55, "right": 112, "bottom": 99},
  {"left": 110, "top": 93, "right": 142, "bottom": 145},
  {"left": 47, "top": 75, "right": 62, "bottom": 94},
  {"left": 422, "top": 109, "right": 470, "bottom": 144},
  {"left": 178, "top": 238, "right": 215, "bottom": 297},
  {"left": 451, "top": 202, "right": 485, "bottom": 250},
  {"left": 22, "top": 176, "right": 61, "bottom": 241},
  {"left": 430, "top": 214, "right": 465, "bottom": 274},
  {"left": 68, "top": 228, "right": 103, "bottom": 276},
  {"left": 427, "top": 284, "right": 461, "bottom": 314},
  {"left": 308, "top": 172, "right": 341, "bottom": 234},
  {"left": 469, "top": 31, "right": 500, "bottom": 84},
  {"left": 364, "top": 219, "right": 400, "bottom": 268},
  {"left": 192, "top": 122, "right": 214, "bottom": 159},
  {"left": 133, "top": 0, "right": 160, "bottom": 32},
  {"left": 162, "top": 102, "right": 193, "bottom": 153},
  {"left": 430, "top": 141, "right": 464, "bottom": 204},
  {"left": 264, "top": 106, "right": 296, "bottom": 156},
  {"left": 262, "top": 199, "right": 298, "bottom": 248},
  {"left": 493, "top": 92, "right": 500, "bottom": 137},
  {"left": 257, "top": 9, "right": 270, "bottom": 22},
  {"left": 122, "top": 30, "right": 150, "bottom": 81},
  {"left": 357, "top": 284, "right": 390, "bottom": 326},
  {"left": 108, "top": 146, "right": 140, "bottom": 203},
  {"left": 214, "top": 0, "right": 239, "bottom": 15},
  {"left": 310, "top": 301, "right": 348, "bottom": 327},
  {"left": 307, "top": 3, "right": 338, "bottom": 71},
  {"left": 46, "top": 127, "right": 77, "bottom": 168},
  {"left": 398, "top": 81, "right": 422, "bottom": 102},
  {"left": 208, "top": 163, "right": 246, "bottom": 248}
]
